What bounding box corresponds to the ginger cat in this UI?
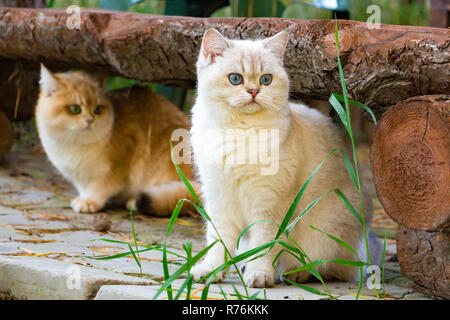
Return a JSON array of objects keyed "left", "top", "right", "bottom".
[
  {"left": 36, "top": 65, "right": 196, "bottom": 216},
  {"left": 190, "top": 29, "right": 381, "bottom": 288}
]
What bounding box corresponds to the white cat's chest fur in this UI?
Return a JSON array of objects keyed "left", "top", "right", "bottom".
[{"left": 191, "top": 102, "right": 297, "bottom": 227}]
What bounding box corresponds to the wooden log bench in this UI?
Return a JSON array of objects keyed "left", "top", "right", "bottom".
[
  {"left": 0, "top": 7, "right": 448, "bottom": 298},
  {"left": 371, "top": 95, "right": 449, "bottom": 299}
]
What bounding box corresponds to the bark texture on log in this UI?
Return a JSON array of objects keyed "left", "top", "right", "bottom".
[
  {"left": 0, "top": 0, "right": 46, "bottom": 7},
  {"left": 0, "top": 8, "right": 448, "bottom": 117},
  {"left": 397, "top": 225, "right": 450, "bottom": 300},
  {"left": 0, "top": 111, "right": 13, "bottom": 159},
  {"left": 371, "top": 95, "right": 450, "bottom": 232}
]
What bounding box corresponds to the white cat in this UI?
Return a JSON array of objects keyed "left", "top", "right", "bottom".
[{"left": 190, "top": 29, "right": 381, "bottom": 288}]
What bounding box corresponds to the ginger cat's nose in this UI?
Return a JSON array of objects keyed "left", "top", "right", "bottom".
[
  {"left": 247, "top": 89, "right": 260, "bottom": 100},
  {"left": 86, "top": 118, "right": 94, "bottom": 126}
]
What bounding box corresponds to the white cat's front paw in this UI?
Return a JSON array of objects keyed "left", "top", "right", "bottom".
[
  {"left": 285, "top": 270, "right": 311, "bottom": 284},
  {"left": 71, "top": 197, "right": 102, "bottom": 213},
  {"left": 244, "top": 267, "right": 275, "bottom": 288},
  {"left": 191, "top": 262, "right": 226, "bottom": 283}
]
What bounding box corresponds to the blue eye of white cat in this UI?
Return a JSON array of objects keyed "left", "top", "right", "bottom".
[
  {"left": 260, "top": 74, "right": 272, "bottom": 86},
  {"left": 229, "top": 73, "right": 243, "bottom": 85}
]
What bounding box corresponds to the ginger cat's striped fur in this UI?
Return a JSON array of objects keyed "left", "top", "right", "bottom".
[{"left": 36, "top": 65, "right": 195, "bottom": 215}]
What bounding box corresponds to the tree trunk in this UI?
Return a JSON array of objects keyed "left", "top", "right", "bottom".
[
  {"left": 0, "top": 8, "right": 448, "bottom": 117},
  {"left": 0, "top": 111, "right": 13, "bottom": 159},
  {"left": 371, "top": 95, "right": 450, "bottom": 232},
  {"left": 397, "top": 225, "right": 450, "bottom": 300}
]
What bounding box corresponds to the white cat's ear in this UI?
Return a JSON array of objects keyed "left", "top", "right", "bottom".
[
  {"left": 40, "top": 64, "right": 60, "bottom": 95},
  {"left": 263, "top": 30, "right": 289, "bottom": 60},
  {"left": 201, "top": 28, "right": 229, "bottom": 63}
]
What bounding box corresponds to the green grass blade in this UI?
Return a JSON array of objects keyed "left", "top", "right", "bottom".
[
  {"left": 162, "top": 199, "right": 185, "bottom": 300},
  {"left": 282, "top": 259, "right": 366, "bottom": 276},
  {"left": 129, "top": 208, "right": 141, "bottom": 273},
  {"left": 340, "top": 149, "right": 358, "bottom": 188},
  {"left": 237, "top": 220, "right": 273, "bottom": 250},
  {"left": 356, "top": 266, "right": 363, "bottom": 300},
  {"left": 166, "top": 199, "right": 187, "bottom": 237},
  {"left": 276, "top": 148, "right": 338, "bottom": 239},
  {"left": 231, "top": 284, "right": 244, "bottom": 300},
  {"left": 228, "top": 240, "right": 278, "bottom": 265},
  {"left": 309, "top": 225, "right": 357, "bottom": 255},
  {"left": 281, "top": 260, "right": 328, "bottom": 275},
  {"left": 127, "top": 243, "right": 142, "bottom": 271},
  {"left": 331, "top": 259, "right": 367, "bottom": 267},
  {"left": 247, "top": 291, "right": 261, "bottom": 300},
  {"left": 183, "top": 199, "right": 211, "bottom": 222},
  {"left": 329, "top": 94, "right": 351, "bottom": 135},
  {"left": 382, "top": 232, "right": 387, "bottom": 299},
  {"left": 174, "top": 274, "right": 192, "bottom": 300},
  {"left": 285, "top": 190, "right": 333, "bottom": 235},
  {"left": 282, "top": 277, "right": 329, "bottom": 296},
  {"left": 332, "top": 93, "right": 378, "bottom": 125},
  {"left": 334, "top": 21, "right": 350, "bottom": 118},
  {"left": 334, "top": 189, "right": 364, "bottom": 226},
  {"left": 85, "top": 246, "right": 155, "bottom": 260},
  {"left": 153, "top": 239, "right": 218, "bottom": 300},
  {"left": 170, "top": 142, "right": 203, "bottom": 207},
  {"left": 201, "top": 282, "right": 211, "bottom": 300}
]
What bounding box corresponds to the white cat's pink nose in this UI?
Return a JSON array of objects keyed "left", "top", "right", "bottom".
[{"left": 247, "top": 89, "right": 260, "bottom": 99}]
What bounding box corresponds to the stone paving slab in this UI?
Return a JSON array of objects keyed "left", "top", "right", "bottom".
[
  {"left": 94, "top": 280, "right": 325, "bottom": 300},
  {"left": 0, "top": 143, "right": 428, "bottom": 300},
  {"left": 0, "top": 255, "right": 156, "bottom": 300}
]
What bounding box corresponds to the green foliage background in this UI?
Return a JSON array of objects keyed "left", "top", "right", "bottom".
[{"left": 48, "top": 0, "right": 430, "bottom": 26}]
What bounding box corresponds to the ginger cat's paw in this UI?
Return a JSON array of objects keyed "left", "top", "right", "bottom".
[
  {"left": 71, "top": 197, "right": 102, "bottom": 213},
  {"left": 126, "top": 199, "right": 137, "bottom": 212},
  {"left": 244, "top": 266, "right": 275, "bottom": 288},
  {"left": 191, "top": 262, "right": 226, "bottom": 283}
]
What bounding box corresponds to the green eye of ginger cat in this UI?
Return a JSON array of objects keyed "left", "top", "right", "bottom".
[{"left": 36, "top": 64, "right": 197, "bottom": 215}]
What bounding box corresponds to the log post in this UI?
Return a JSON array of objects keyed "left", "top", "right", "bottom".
[
  {"left": 371, "top": 95, "right": 450, "bottom": 232},
  {"left": 371, "top": 94, "right": 449, "bottom": 299},
  {"left": 0, "top": 111, "right": 13, "bottom": 159},
  {"left": 397, "top": 226, "right": 449, "bottom": 299}
]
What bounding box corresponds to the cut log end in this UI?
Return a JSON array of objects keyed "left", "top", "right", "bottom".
[
  {"left": 397, "top": 225, "right": 450, "bottom": 300},
  {"left": 0, "top": 111, "right": 13, "bottom": 159},
  {"left": 371, "top": 95, "right": 450, "bottom": 232}
]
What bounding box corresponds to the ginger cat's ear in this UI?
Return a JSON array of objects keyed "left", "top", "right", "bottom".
[
  {"left": 92, "top": 72, "right": 107, "bottom": 91},
  {"left": 263, "top": 30, "right": 289, "bottom": 60},
  {"left": 40, "top": 64, "right": 61, "bottom": 95},
  {"left": 201, "top": 28, "right": 229, "bottom": 64}
]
